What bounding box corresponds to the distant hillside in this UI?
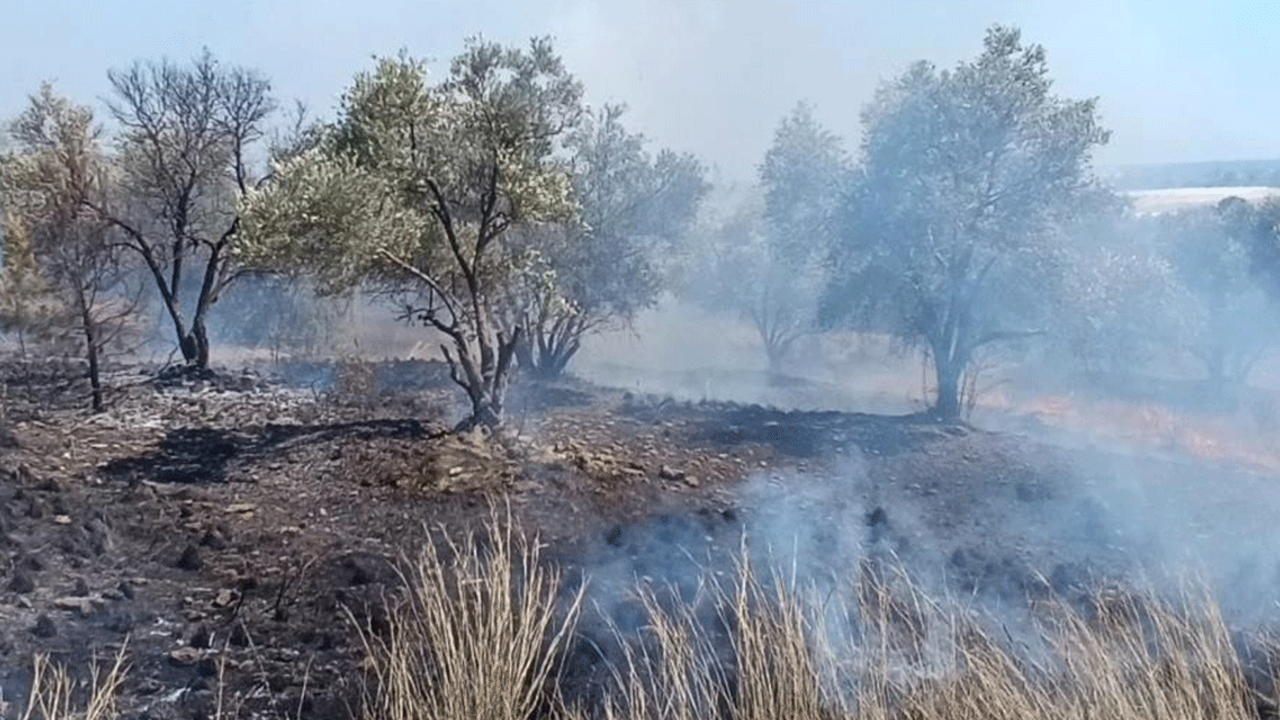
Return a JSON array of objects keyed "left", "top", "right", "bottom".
[{"left": 1108, "top": 159, "right": 1280, "bottom": 191}]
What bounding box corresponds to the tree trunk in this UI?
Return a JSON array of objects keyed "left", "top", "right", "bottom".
[
  {"left": 80, "top": 303, "right": 104, "bottom": 413},
  {"left": 521, "top": 320, "right": 582, "bottom": 381},
  {"left": 446, "top": 327, "right": 521, "bottom": 431},
  {"left": 933, "top": 352, "right": 963, "bottom": 423},
  {"left": 513, "top": 334, "right": 536, "bottom": 374},
  {"left": 193, "top": 318, "right": 210, "bottom": 370}
]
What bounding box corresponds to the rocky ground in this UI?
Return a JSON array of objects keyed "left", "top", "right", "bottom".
[{"left": 0, "top": 357, "right": 1278, "bottom": 719}]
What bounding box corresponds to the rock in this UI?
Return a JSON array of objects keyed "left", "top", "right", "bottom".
[
  {"left": 176, "top": 544, "right": 202, "bottom": 572},
  {"left": 53, "top": 597, "right": 94, "bottom": 617},
  {"left": 342, "top": 554, "right": 385, "bottom": 586},
  {"left": 71, "top": 577, "right": 90, "bottom": 597},
  {"left": 53, "top": 514, "right": 72, "bottom": 525},
  {"left": 30, "top": 614, "right": 56, "bottom": 638},
  {"left": 199, "top": 528, "right": 228, "bottom": 551},
  {"left": 226, "top": 503, "right": 257, "bottom": 515},
  {"left": 169, "top": 647, "right": 201, "bottom": 666},
  {"left": 103, "top": 612, "right": 135, "bottom": 634},
  {"left": 605, "top": 525, "right": 624, "bottom": 547},
  {"left": 658, "top": 465, "right": 686, "bottom": 482},
  {"left": 213, "top": 588, "right": 237, "bottom": 608},
  {"left": 190, "top": 625, "right": 213, "bottom": 649},
  {"left": 8, "top": 570, "right": 35, "bottom": 594}
]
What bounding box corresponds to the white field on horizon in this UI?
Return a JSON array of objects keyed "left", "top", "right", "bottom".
[{"left": 1124, "top": 185, "right": 1280, "bottom": 214}]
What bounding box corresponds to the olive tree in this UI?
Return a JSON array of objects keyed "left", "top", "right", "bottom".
[
  {"left": 1057, "top": 201, "right": 1193, "bottom": 378},
  {"left": 504, "top": 104, "right": 707, "bottom": 379},
  {"left": 693, "top": 193, "right": 825, "bottom": 375},
  {"left": 826, "top": 26, "right": 1110, "bottom": 421},
  {"left": 684, "top": 103, "right": 846, "bottom": 375},
  {"left": 0, "top": 85, "right": 141, "bottom": 410},
  {"left": 241, "top": 39, "right": 583, "bottom": 429},
  {"left": 84, "top": 50, "right": 276, "bottom": 371},
  {"left": 1159, "top": 198, "right": 1280, "bottom": 400}
]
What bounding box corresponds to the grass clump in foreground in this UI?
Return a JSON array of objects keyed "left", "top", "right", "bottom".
[
  {"left": 18, "top": 511, "right": 1279, "bottom": 720},
  {"left": 364, "top": 511, "right": 1279, "bottom": 720},
  {"left": 18, "top": 645, "right": 127, "bottom": 720}
]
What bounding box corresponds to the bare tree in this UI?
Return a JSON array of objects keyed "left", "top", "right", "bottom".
[{"left": 86, "top": 49, "right": 276, "bottom": 371}]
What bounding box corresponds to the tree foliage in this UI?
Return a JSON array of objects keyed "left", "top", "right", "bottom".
[
  {"left": 690, "top": 193, "right": 825, "bottom": 374},
  {"left": 505, "top": 104, "right": 708, "bottom": 379},
  {"left": 760, "top": 101, "right": 848, "bottom": 264},
  {"left": 1056, "top": 199, "right": 1193, "bottom": 377},
  {"left": 826, "top": 25, "right": 1110, "bottom": 420},
  {"left": 0, "top": 84, "right": 141, "bottom": 410},
  {"left": 241, "top": 38, "right": 584, "bottom": 428},
  {"left": 685, "top": 103, "right": 846, "bottom": 375},
  {"left": 1158, "top": 198, "right": 1280, "bottom": 397}
]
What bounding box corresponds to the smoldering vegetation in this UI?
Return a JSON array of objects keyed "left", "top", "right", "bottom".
[
  {"left": 347, "top": 504, "right": 1280, "bottom": 720},
  {"left": 5, "top": 14, "right": 1280, "bottom": 720}
]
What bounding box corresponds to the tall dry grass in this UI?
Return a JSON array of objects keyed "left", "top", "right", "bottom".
[
  {"left": 366, "top": 513, "right": 1278, "bottom": 720},
  {"left": 24, "top": 514, "right": 1274, "bottom": 720},
  {"left": 354, "top": 508, "right": 586, "bottom": 720},
  {"left": 19, "top": 645, "right": 127, "bottom": 720}
]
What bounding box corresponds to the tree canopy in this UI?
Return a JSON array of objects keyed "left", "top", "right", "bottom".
[
  {"left": 241, "top": 38, "right": 585, "bottom": 428},
  {"left": 826, "top": 25, "right": 1110, "bottom": 420},
  {"left": 504, "top": 103, "right": 708, "bottom": 378}
]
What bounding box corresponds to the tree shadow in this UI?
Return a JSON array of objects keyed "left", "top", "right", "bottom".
[{"left": 100, "top": 418, "right": 440, "bottom": 485}]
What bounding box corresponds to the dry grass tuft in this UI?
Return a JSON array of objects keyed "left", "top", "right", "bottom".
[
  {"left": 355, "top": 506, "right": 585, "bottom": 720},
  {"left": 18, "top": 513, "right": 1280, "bottom": 720},
  {"left": 368, "top": 513, "right": 1277, "bottom": 720},
  {"left": 20, "top": 644, "right": 127, "bottom": 720}
]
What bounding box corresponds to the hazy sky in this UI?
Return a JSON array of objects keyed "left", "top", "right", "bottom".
[{"left": 3, "top": 0, "right": 1277, "bottom": 182}]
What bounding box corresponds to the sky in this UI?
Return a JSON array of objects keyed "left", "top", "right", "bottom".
[{"left": 2, "top": 0, "right": 1278, "bottom": 183}]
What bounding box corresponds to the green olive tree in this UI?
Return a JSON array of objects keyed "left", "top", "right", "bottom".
[{"left": 240, "top": 39, "right": 584, "bottom": 429}]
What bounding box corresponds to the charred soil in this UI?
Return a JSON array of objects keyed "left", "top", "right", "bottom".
[{"left": 0, "top": 358, "right": 1276, "bottom": 718}]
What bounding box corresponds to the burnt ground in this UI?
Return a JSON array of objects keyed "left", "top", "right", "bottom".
[{"left": 0, "top": 357, "right": 1279, "bottom": 719}]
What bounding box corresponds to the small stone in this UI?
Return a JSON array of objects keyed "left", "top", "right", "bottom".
[
  {"left": 199, "top": 528, "right": 227, "bottom": 551},
  {"left": 176, "top": 545, "right": 202, "bottom": 572},
  {"left": 658, "top": 465, "right": 686, "bottom": 482},
  {"left": 226, "top": 503, "right": 257, "bottom": 515},
  {"left": 213, "top": 589, "right": 236, "bottom": 608},
  {"left": 53, "top": 597, "right": 90, "bottom": 615},
  {"left": 8, "top": 571, "right": 35, "bottom": 594},
  {"left": 71, "top": 577, "right": 90, "bottom": 597},
  {"left": 53, "top": 515, "right": 72, "bottom": 525},
  {"left": 190, "top": 625, "right": 212, "bottom": 649},
  {"left": 30, "top": 614, "right": 56, "bottom": 638},
  {"left": 169, "top": 647, "right": 201, "bottom": 666}
]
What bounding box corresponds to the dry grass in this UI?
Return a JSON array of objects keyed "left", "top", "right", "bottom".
[
  {"left": 354, "top": 507, "right": 585, "bottom": 720},
  {"left": 19, "top": 645, "right": 127, "bottom": 720},
  {"left": 20, "top": 515, "right": 1275, "bottom": 720},
  {"left": 328, "top": 355, "right": 383, "bottom": 410},
  {"left": 364, "top": 513, "right": 1278, "bottom": 720}
]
